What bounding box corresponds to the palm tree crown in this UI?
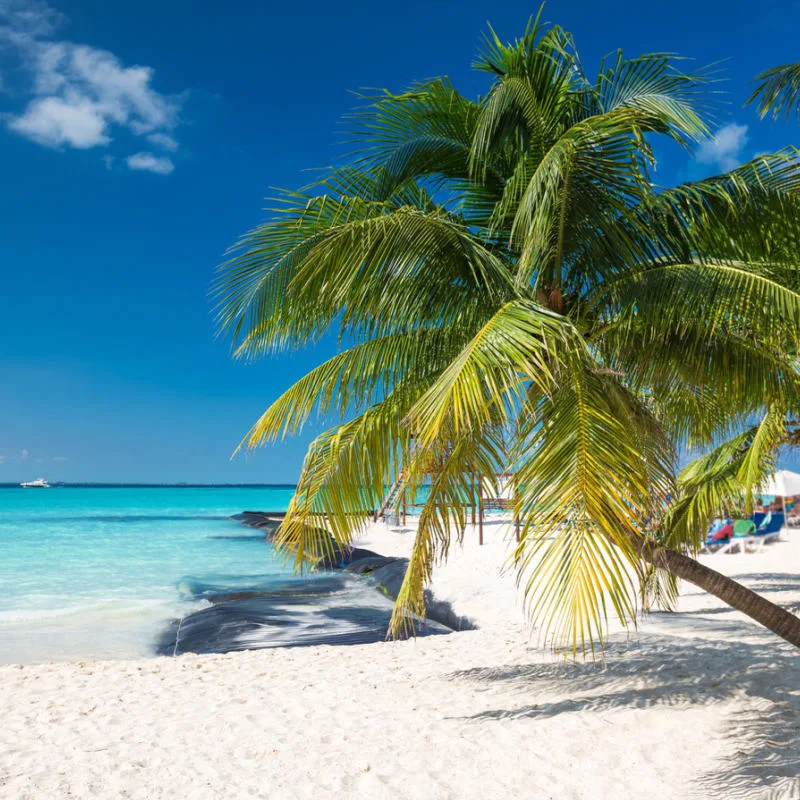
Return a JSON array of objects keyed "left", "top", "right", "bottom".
[{"left": 216, "top": 13, "right": 800, "bottom": 652}]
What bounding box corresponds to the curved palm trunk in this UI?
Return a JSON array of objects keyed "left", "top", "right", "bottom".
[{"left": 638, "top": 538, "right": 800, "bottom": 647}]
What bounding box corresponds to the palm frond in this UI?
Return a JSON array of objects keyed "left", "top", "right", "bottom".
[
  {"left": 748, "top": 62, "right": 800, "bottom": 120},
  {"left": 389, "top": 426, "right": 506, "bottom": 636},
  {"left": 407, "top": 300, "right": 576, "bottom": 447},
  {"left": 216, "top": 192, "right": 514, "bottom": 356},
  {"left": 347, "top": 79, "right": 491, "bottom": 197},
  {"left": 238, "top": 328, "right": 464, "bottom": 448},
  {"left": 511, "top": 365, "right": 675, "bottom": 653},
  {"left": 274, "top": 392, "right": 412, "bottom": 569}
]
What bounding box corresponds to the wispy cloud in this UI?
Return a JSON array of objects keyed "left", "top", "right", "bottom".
[
  {"left": 52, "top": 455, "right": 69, "bottom": 461},
  {"left": 126, "top": 151, "right": 174, "bottom": 175},
  {"left": 0, "top": 0, "right": 63, "bottom": 38},
  {"left": 145, "top": 131, "right": 178, "bottom": 152},
  {"left": 20, "top": 447, "right": 28, "bottom": 460},
  {"left": 695, "top": 123, "right": 749, "bottom": 172},
  {"left": 0, "top": 0, "right": 183, "bottom": 169}
]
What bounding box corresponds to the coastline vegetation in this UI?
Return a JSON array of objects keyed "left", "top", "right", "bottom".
[{"left": 217, "top": 11, "right": 800, "bottom": 652}]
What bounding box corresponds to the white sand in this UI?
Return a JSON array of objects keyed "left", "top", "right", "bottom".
[{"left": 1, "top": 519, "right": 799, "bottom": 799}]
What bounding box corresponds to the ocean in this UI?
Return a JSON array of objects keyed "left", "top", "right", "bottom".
[{"left": 0, "top": 486, "right": 301, "bottom": 664}]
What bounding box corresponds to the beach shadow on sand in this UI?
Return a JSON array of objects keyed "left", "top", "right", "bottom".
[
  {"left": 448, "top": 621, "right": 800, "bottom": 798},
  {"left": 675, "top": 571, "right": 800, "bottom": 619}
]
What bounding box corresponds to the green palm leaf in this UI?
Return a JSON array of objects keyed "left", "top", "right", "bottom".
[
  {"left": 512, "top": 366, "right": 675, "bottom": 653},
  {"left": 748, "top": 62, "right": 800, "bottom": 120}
]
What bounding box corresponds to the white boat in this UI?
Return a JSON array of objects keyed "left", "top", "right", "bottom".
[{"left": 20, "top": 478, "right": 51, "bottom": 488}]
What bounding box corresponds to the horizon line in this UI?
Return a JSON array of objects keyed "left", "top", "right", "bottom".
[{"left": 0, "top": 482, "right": 299, "bottom": 489}]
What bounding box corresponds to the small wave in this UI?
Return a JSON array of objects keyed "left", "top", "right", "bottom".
[
  {"left": 0, "top": 596, "right": 212, "bottom": 626},
  {"left": 0, "top": 605, "right": 91, "bottom": 624}
]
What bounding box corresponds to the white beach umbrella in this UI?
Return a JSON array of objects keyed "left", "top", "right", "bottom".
[
  {"left": 760, "top": 469, "right": 800, "bottom": 497},
  {"left": 759, "top": 470, "right": 800, "bottom": 525}
]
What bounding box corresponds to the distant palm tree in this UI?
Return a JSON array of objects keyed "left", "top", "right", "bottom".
[{"left": 216, "top": 13, "right": 800, "bottom": 651}]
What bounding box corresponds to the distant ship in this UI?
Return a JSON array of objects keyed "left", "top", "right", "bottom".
[{"left": 20, "top": 478, "right": 51, "bottom": 488}]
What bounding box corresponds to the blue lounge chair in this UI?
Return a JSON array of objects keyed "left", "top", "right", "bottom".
[{"left": 746, "top": 512, "right": 784, "bottom": 551}]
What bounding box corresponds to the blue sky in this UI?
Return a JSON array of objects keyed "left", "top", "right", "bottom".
[{"left": 0, "top": 0, "right": 798, "bottom": 483}]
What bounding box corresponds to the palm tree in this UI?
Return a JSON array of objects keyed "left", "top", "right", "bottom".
[{"left": 216, "top": 14, "right": 800, "bottom": 652}]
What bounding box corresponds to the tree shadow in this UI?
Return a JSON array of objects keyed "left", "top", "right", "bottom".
[
  {"left": 664, "top": 605, "right": 738, "bottom": 615},
  {"left": 680, "top": 571, "right": 800, "bottom": 599},
  {"left": 448, "top": 627, "right": 800, "bottom": 797},
  {"left": 731, "top": 573, "right": 800, "bottom": 582}
]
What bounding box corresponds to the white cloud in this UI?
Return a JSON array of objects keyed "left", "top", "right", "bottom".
[
  {"left": 0, "top": 0, "right": 182, "bottom": 169},
  {"left": 52, "top": 456, "right": 68, "bottom": 461},
  {"left": 8, "top": 91, "right": 109, "bottom": 147},
  {"left": 126, "top": 151, "right": 174, "bottom": 175},
  {"left": 145, "top": 131, "right": 178, "bottom": 151},
  {"left": 20, "top": 448, "right": 28, "bottom": 460},
  {"left": 696, "top": 123, "right": 749, "bottom": 172}
]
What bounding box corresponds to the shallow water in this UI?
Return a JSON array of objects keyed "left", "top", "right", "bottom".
[{"left": 0, "top": 486, "right": 300, "bottom": 663}]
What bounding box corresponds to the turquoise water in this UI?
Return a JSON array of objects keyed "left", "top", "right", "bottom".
[{"left": 0, "top": 486, "right": 298, "bottom": 664}]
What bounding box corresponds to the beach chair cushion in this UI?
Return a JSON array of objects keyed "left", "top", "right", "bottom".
[
  {"left": 732, "top": 519, "right": 757, "bottom": 538},
  {"left": 708, "top": 519, "right": 725, "bottom": 534},
  {"left": 710, "top": 522, "right": 733, "bottom": 542}
]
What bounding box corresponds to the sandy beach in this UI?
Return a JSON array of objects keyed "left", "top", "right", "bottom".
[{"left": 1, "top": 519, "right": 798, "bottom": 800}]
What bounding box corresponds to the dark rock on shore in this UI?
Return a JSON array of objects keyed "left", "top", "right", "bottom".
[
  {"left": 367, "top": 559, "right": 478, "bottom": 631},
  {"left": 229, "top": 511, "right": 284, "bottom": 539},
  {"left": 204, "top": 590, "right": 273, "bottom": 603},
  {"left": 162, "top": 509, "right": 476, "bottom": 657},
  {"left": 158, "top": 574, "right": 451, "bottom": 656},
  {"left": 366, "top": 559, "right": 410, "bottom": 598},
  {"left": 315, "top": 545, "right": 383, "bottom": 570},
  {"left": 232, "top": 510, "right": 288, "bottom": 523},
  {"left": 344, "top": 556, "right": 398, "bottom": 574},
  {"left": 355, "top": 558, "right": 476, "bottom": 632}
]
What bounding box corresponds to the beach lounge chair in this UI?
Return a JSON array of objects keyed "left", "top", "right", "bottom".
[
  {"left": 716, "top": 519, "right": 757, "bottom": 554},
  {"left": 743, "top": 512, "right": 784, "bottom": 552}
]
